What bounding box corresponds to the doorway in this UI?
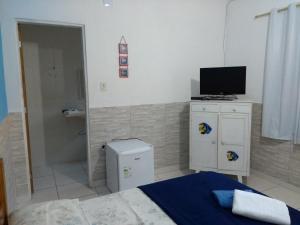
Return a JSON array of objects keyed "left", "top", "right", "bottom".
[{"left": 18, "top": 22, "right": 91, "bottom": 201}]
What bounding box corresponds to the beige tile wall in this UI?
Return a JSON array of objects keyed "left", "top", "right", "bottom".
[
  {"left": 89, "top": 102, "right": 189, "bottom": 185},
  {"left": 0, "top": 113, "right": 31, "bottom": 213},
  {"left": 89, "top": 102, "right": 300, "bottom": 188},
  {"left": 0, "top": 115, "right": 16, "bottom": 213},
  {"left": 251, "top": 103, "right": 300, "bottom": 187},
  {"left": 8, "top": 113, "right": 31, "bottom": 207},
  {"left": 3, "top": 102, "right": 300, "bottom": 211}
]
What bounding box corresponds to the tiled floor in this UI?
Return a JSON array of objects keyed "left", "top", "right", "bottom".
[
  {"left": 30, "top": 163, "right": 300, "bottom": 211},
  {"left": 245, "top": 170, "right": 300, "bottom": 210},
  {"left": 30, "top": 161, "right": 110, "bottom": 204}
]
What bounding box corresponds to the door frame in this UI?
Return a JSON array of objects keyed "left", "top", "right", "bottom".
[{"left": 16, "top": 19, "right": 92, "bottom": 193}]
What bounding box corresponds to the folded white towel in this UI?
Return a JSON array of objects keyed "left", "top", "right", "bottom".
[{"left": 232, "top": 190, "right": 291, "bottom": 225}]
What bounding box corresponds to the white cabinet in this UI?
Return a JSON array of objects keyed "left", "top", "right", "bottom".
[
  {"left": 189, "top": 101, "right": 252, "bottom": 182},
  {"left": 190, "top": 112, "right": 218, "bottom": 169}
]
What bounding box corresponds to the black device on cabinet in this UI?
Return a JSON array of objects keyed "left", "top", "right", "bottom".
[
  {"left": 191, "top": 66, "right": 246, "bottom": 101},
  {"left": 200, "top": 66, "right": 246, "bottom": 95}
]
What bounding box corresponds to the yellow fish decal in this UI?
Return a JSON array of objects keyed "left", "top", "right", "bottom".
[
  {"left": 227, "top": 151, "right": 239, "bottom": 161},
  {"left": 199, "top": 123, "right": 212, "bottom": 135}
]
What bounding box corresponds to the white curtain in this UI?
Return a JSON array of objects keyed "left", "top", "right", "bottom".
[{"left": 262, "top": 4, "right": 300, "bottom": 144}]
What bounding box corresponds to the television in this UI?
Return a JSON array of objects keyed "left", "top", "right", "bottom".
[{"left": 200, "top": 66, "right": 246, "bottom": 95}]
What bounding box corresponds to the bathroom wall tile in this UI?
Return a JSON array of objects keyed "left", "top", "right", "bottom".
[
  {"left": 251, "top": 103, "right": 300, "bottom": 187},
  {"left": 89, "top": 102, "right": 190, "bottom": 185},
  {"left": 89, "top": 106, "right": 132, "bottom": 183},
  {"left": 130, "top": 104, "right": 166, "bottom": 148},
  {"left": 0, "top": 113, "right": 31, "bottom": 211},
  {"left": 8, "top": 113, "right": 31, "bottom": 207},
  {"left": 88, "top": 102, "right": 300, "bottom": 189},
  {"left": 0, "top": 115, "right": 17, "bottom": 213}
]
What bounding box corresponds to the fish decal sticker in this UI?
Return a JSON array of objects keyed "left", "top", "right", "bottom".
[
  {"left": 227, "top": 151, "right": 239, "bottom": 161},
  {"left": 198, "top": 123, "right": 212, "bottom": 135}
]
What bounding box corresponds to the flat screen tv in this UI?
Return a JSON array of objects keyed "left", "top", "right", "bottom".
[{"left": 200, "top": 66, "right": 246, "bottom": 95}]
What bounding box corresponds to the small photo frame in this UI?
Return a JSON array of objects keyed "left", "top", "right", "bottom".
[
  {"left": 119, "top": 67, "right": 128, "bottom": 78},
  {"left": 119, "top": 43, "right": 128, "bottom": 54},
  {"left": 119, "top": 56, "right": 128, "bottom": 66}
]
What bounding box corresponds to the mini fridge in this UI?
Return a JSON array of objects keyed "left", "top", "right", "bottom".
[{"left": 106, "top": 139, "right": 154, "bottom": 193}]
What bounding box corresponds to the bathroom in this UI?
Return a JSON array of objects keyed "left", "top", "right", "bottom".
[{"left": 19, "top": 23, "right": 88, "bottom": 195}]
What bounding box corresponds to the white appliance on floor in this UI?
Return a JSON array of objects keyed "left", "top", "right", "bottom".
[{"left": 106, "top": 139, "right": 154, "bottom": 193}]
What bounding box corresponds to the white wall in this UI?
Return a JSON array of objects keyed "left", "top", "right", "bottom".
[
  {"left": 0, "top": 0, "right": 229, "bottom": 111},
  {"left": 225, "top": 0, "right": 300, "bottom": 103}
]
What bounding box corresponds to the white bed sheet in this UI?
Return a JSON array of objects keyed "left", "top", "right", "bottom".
[
  {"left": 10, "top": 199, "right": 90, "bottom": 225},
  {"left": 80, "top": 188, "right": 176, "bottom": 225},
  {"left": 10, "top": 188, "right": 175, "bottom": 225}
]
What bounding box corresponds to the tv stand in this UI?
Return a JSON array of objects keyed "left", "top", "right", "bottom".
[
  {"left": 189, "top": 101, "right": 252, "bottom": 182},
  {"left": 191, "top": 95, "right": 238, "bottom": 101}
]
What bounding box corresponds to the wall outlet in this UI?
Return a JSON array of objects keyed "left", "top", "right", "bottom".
[{"left": 100, "top": 82, "right": 107, "bottom": 92}]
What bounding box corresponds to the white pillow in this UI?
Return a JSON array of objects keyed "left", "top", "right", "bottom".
[
  {"left": 9, "top": 199, "right": 89, "bottom": 225},
  {"left": 232, "top": 190, "right": 291, "bottom": 225}
]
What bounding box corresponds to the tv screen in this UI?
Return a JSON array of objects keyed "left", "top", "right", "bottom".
[{"left": 200, "top": 66, "right": 246, "bottom": 95}]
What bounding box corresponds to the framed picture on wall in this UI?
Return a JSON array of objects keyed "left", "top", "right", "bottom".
[
  {"left": 119, "top": 43, "right": 128, "bottom": 54},
  {"left": 119, "top": 56, "right": 128, "bottom": 66},
  {"left": 119, "top": 67, "right": 128, "bottom": 78}
]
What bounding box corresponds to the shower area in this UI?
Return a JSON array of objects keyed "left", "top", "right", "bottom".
[{"left": 19, "top": 23, "right": 89, "bottom": 195}]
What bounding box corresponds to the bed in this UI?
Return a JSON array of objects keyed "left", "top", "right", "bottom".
[{"left": 2, "top": 161, "right": 300, "bottom": 225}]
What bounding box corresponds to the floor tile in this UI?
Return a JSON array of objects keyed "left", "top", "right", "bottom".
[
  {"left": 29, "top": 163, "right": 300, "bottom": 209},
  {"left": 92, "top": 179, "right": 106, "bottom": 187},
  {"left": 264, "top": 187, "right": 300, "bottom": 209},
  {"left": 81, "top": 161, "right": 88, "bottom": 172},
  {"left": 95, "top": 185, "right": 111, "bottom": 196},
  {"left": 250, "top": 169, "right": 300, "bottom": 194},
  {"left": 157, "top": 170, "right": 187, "bottom": 181},
  {"left": 154, "top": 175, "right": 160, "bottom": 182},
  {"left": 79, "top": 193, "right": 99, "bottom": 201},
  {"left": 32, "top": 166, "right": 53, "bottom": 178},
  {"left": 277, "top": 182, "right": 300, "bottom": 195},
  {"left": 57, "top": 183, "right": 97, "bottom": 199},
  {"left": 33, "top": 176, "right": 56, "bottom": 191},
  {"left": 245, "top": 175, "right": 278, "bottom": 192},
  {"left": 30, "top": 188, "right": 58, "bottom": 204},
  {"left": 155, "top": 165, "right": 181, "bottom": 176},
  {"left": 52, "top": 162, "right": 84, "bottom": 174},
  {"left": 54, "top": 170, "right": 88, "bottom": 186}
]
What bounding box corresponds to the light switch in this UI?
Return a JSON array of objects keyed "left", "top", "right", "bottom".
[{"left": 100, "top": 82, "right": 107, "bottom": 92}]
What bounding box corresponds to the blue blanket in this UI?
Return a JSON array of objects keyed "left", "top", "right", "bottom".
[{"left": 139, "top": 172, "right": 300, "bottom": 225}]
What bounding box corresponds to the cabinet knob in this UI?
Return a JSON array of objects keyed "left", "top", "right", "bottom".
[
  {"left": 202, "top": 107, "right": 206, "bottom": 111},
  {"left": 232, "top": 109, "right": 236, "bottom": 112},
  {"left": 211, "top": 141, "right": 216, "bottom": 144}
]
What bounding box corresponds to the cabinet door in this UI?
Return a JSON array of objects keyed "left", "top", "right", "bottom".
[
  {"left": 190, "top": 112, "right": 218, "bottom": 169},
  {"left": 218, "top": 114, "right": 249, "bottom": 171}
]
